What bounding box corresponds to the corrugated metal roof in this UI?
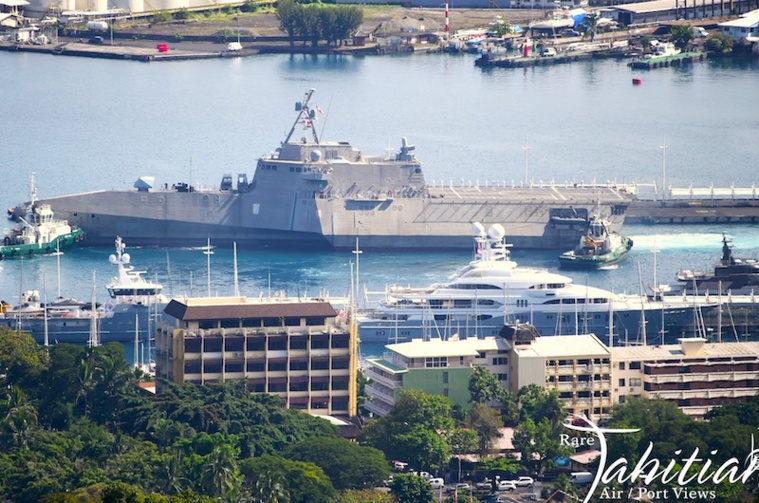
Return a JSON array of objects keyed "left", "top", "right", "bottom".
[{"left": 614, "top": 0, "right": 678, "bottom": 13}]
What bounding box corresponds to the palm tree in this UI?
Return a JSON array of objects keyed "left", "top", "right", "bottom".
[
  {"left": 253, "top": 472, "right": 290, "bottom": 503},
  {"left": 1, "top": 386, "right": 38, "bottom": 449},
  {"left": 580, "top": 13, "right": 600, "bottom": 42},
  {"left": 202, "top": 444, "right": 243, "bottom": 500}
]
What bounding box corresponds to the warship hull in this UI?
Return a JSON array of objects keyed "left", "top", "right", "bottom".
[
  {"left": 30, "top": 90, "right": 633, "bottom": 251},
  {"left": 38, "top": 185, "right": 630, "bottom": 251}
]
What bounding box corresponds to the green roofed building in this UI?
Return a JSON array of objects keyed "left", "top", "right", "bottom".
[{"left": 363, "top": 336, "right": 511, "bottom": 417}]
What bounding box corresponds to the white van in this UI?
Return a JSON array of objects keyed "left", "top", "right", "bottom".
[
  {"left": 429, "top": 478, "right": 445, "bottom": 490},
  {"left": 540, "top": 47, "right": 557, "bottom": 57},
  {"left": 570, "top": 471, "right": 594, "bottom": 485},
  {"left": 692, "top": 27, "right": 708, "bottom": 38}
]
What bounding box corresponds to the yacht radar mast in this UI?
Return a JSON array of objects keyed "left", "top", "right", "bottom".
[{"left": 284, "top": 88, "right": 320, "bottom": 145}]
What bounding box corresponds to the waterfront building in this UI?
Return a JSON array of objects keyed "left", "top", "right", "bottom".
[
  {"left": 718, "top": 9, "right": 759, "bottom": 41},
  {"left": 363, "top": 336, "right": 511, "bottom": 417},
  {"left": 155, "top": 296, "right": 358, "bottom": 418},
  {"left": 611, "top": 338, "right": 759, "bottom": 418},
  {"left": 612, "top": 0, "right": 755, "bottom": 25},
  {"left": 506, "top": 327, "right": 613, "bottom": 421}
]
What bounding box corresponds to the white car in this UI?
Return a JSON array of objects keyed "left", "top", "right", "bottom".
[
  {"left": 516, "top": 476, "right": 535, "bottom": 487},
  {"left": 497, "top": 480, "right": 516, "bottom": 491}
]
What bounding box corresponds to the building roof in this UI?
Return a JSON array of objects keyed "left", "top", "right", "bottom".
[
  {"left": 719, "top": 11, "right": 759, "bottom": 28},
  {"left": 513, "top": 334, "right": 610, "bottom": 358},
  {"left": 164, "top": 297, "right": 338, "bottom": 321},
  {"left": 385, "top": 336, "right": 510, "bottom": 359},
  {"left": 0, "top": 0, "right": 30, "bottom": 6},
  {"left": 614, "top": 0, "right": 677, "bottom": 13},
  {"left": 612, "top": 340, "right": 759, "bottom": 360}
]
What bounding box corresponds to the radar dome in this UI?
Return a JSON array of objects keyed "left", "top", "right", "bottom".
[
  {"left": 488, "top": 224, "right": 506, "bottom": 241},
  {"left": 109, "top": 254, "right": 117, "bottom": 264},
  {"left": 310, "top": 150, "right": 322, "bottom": 162},
  {"left": 471, "top": 222, "right": 486, "bottom": 237},
  {"left": 122, "top": 253, "right": 131, "bottom": 264}
]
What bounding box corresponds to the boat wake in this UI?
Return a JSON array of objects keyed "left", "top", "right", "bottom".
[{"left": 629, "top": 232, "right": 759, "bottom": 251}]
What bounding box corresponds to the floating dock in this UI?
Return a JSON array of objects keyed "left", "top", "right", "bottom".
[{"left": 629, "top": 51, "right": 706, "bottom": 69}]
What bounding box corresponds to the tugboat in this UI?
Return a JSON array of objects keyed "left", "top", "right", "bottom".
[
  {"left": 676, "top": 235, "right": 759, "bottom": 294},
  {"left": 2, "top": 174, "right": 85, "bottom": 260},
  {"left": 558, "top": 216, "right": 633, "bottom": 270}
]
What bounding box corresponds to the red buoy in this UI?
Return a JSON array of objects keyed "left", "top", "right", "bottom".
[{"left": 632, "top": 78, "right": 643, "bottom": 85}]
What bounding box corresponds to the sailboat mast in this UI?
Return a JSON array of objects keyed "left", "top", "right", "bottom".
[
  {"left": 89, "top": 271, "right": 99, "bottom": 348},
  {"left": 134, "top": 313, "right": 140, "bottom": 368},
  {"left": 233, "top": 242, "right": 240, "bottom": 297}
]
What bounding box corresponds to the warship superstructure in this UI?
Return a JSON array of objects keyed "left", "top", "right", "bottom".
[{"left": 27, "top": 89, "right": 633, "bottom": 251}]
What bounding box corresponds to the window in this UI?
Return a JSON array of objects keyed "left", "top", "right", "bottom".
[
  {"left": 425, "top": 357, "right": 448, "bottom": 368},
  {"left": 619, "top": 362, "right": 626, "bottom": 370},
  {"left": 618, "top": 378, "right": 626, "bottom": 387},
  {"left": 497, "top": 374, "right": 508, "bottom": 381},
  {"left": 493, "top": 357, "right": 508, "bottom": 365},
  {"left": 630, "top": 378, "right": 642, "bottom": 387},
  {"left": 629, "top": 361, "right": 641, "bottom": 370},
  {"left": 443, "top": 372, "right": 449, "bottom": 384}
]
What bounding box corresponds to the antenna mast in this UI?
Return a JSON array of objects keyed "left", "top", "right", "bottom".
[{"left": 284, "top": 88, "right": 320, "bottom": 144}]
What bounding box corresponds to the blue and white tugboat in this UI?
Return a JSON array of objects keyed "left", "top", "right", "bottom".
[{"left": 558, "top": 216, "right": 633, "bottom": 270}]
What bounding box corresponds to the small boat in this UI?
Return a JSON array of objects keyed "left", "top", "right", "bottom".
[
  {"left": 1, "top": 174, "right": 85, "bottom": 260},
  {"left": 558, "top": 216, "right": 633, "bottom": 270}
]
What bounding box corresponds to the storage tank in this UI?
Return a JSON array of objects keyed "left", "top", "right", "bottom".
[
  {"left": 87, "top": 20, "right": 109, "bottom": 32},
  {"left": 127, "top": 0, "right": 144, "bottom": 13}
]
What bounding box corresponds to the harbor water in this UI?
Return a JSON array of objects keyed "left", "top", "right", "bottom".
[{"left": 1, "top": 51, "right": 759, "bottom": 356}]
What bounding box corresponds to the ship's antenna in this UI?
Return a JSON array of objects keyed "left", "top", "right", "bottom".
[
  {"left": 318, "top": 94, "right": 334, "bottom": 143},
  {"left": 660, "top": 136, "right": 667, "bottom": 201},
  {"left": 522, "top": 135, "right": 530, "bottom": 186},
  {"left": 29, "top": 172, "right": 38, "bottom": 206},
  {"left": 284, "top": 88, "right": 319, "bottom": 144}
]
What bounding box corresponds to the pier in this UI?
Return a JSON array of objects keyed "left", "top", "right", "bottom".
[
  {"left": 0, "top": 40, "right": 233, "bottom": 61},
  {"left": 629, "top": 51, "right": 706, "bottom": 69}
]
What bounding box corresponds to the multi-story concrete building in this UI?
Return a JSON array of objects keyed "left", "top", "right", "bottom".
[
  {"left": 507, "top": 329, "right": 613, "bottom": 421},
  {"left": 155, "top": 296, "right": 358, "bottom": 418},
  {"left": 363, "top": 336, "right": 511, "bottom": 417},
  {"left": 612, "top": 337, "right": 759, "bottom": 418}
]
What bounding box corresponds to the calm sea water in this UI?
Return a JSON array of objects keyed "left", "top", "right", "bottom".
[{"left": 2, "top": 51, "right": 759, "bottom": 355}]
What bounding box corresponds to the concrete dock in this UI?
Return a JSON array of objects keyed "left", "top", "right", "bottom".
[
  {"left": 627, "top": 199, "right": 759, "bottom": 224},
  {"left": 0, "top": 41, "right": 235, "bottom": 61}
]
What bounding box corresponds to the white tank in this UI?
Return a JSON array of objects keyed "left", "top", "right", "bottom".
[
  {"left": 127, "top": 0, "right": 144, "bottom": 13},
  {"left": 87, "top": 20, "right": 109, "bottom": 32},
  {"left": 159, "top": 0, "right": 188, "bottom": 10}
]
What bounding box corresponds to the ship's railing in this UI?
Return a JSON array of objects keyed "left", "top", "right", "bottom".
[{"left": 428, "top": 179, "right": 634, "bottom": 191}]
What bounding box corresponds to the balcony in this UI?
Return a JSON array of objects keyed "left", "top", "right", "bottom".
[
  {"left": 366, "top": 383, "right": 396, "bottom": 404},
  {"left": 364, "top": 399, "right": 393, "bottom": 418}
]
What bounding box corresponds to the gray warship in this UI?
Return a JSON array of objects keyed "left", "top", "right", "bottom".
[{"left": 26, "top": 89, "right": 633, "bottom": 251}]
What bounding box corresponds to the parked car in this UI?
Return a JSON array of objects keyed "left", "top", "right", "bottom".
[
  {"left": 516, "top": 476, "right": 535, "bottom": 487},
  {"left": 429, "top": 478, "right": 445, "bottom": 490},
  {"left": 540, "top": 47, "right": 556, "bottom": 57},
  {"left": 497, "top": 480, "right": 516, "bottom": 491},
  {"left": 561, "top": 29, "right": 581, "bottom": 37},
  {"left": 447, "top": 483, "right": 470, "bottom": 493},
  {"left": 476, "top": 478, "right": 494, "bottom": 490},
  {"left": 88, "top": 36, "right": 104, "bottom": 44}
]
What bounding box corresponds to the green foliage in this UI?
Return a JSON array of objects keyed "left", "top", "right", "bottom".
[
  {"left": 468, "top": 367, "right": 505, "bottom": 405},
  {"left": 152, "top": 11, "right": 172, "bottom": 23},
  {"left": 670, "top": 24, "right": 694, "bottom": 50},
  {"left": 512, "top": 417, "right": 571, "bottom": 476},
  {"left": 285, "top": 436, "right": 389, "bottom": 490},
  {"left": 465, "top": 403, "right": 503, "bottom": 458},
  {"left": 102, "top": 481, "right": 146, "bottom": 503},
  {"left": 389, "top": 473, "right": 433, "bottom": 503},
  {"left": 276, "top": 0, "right": 362, "bottom": 47},
  {"left": 517, "top": 385, "right": 565, "bottom": 428},
  {"left": 175, "top": 8, "right": 191, "bottom": 20},
  {"left": 0, "top": 326, "right": 49, "bottom": 387},
  {"left": 337, "top": 489, "right": 395, "bottom": 503},
  {"left": 359, "top": 389, "right": 453, "bottom": 471},
  {"left": 241, "top": 454, "right": 335, "bottom": 503},
  {"left": 703, "top": 32, "right": 734, "bottom": 53},
  {"left": 490, "top": 18, "right": 512, "bottom": 37}
]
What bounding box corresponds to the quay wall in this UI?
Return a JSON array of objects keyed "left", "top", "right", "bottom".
[{"left": 627, "top": 199, "right": 759, "bottom": 224}]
